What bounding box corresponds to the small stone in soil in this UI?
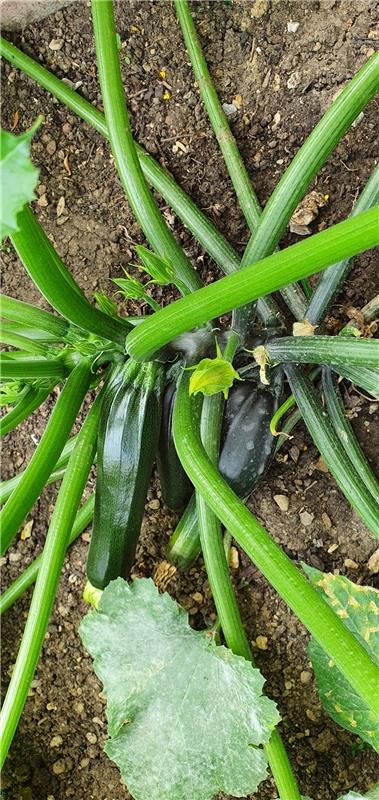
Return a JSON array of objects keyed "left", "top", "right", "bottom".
[
  {"left": 299, "top": 510, "right": 314, "bottom": 527},
  {"left": 274, "top": 494, "right": 289, "bottom": 511}
]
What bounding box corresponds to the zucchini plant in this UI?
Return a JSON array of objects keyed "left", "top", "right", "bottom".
[{"left": 1, "top": 1, "right": 378, "bottom": 798}]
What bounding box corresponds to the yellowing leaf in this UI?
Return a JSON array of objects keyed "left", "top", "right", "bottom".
[{"left": 188, "top": 342, "right": 241, "bottom": 399}]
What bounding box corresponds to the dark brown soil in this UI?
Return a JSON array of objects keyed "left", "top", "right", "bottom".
[{"left": 1, "top": 1, "right": 378, "bottom": 799}]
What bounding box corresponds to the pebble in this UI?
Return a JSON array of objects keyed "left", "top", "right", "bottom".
[
  {"left": 322, "top": 512, "right": 332, "bottom": 529},
  {"left": 9, "top": 552, "right": 21, "bottom": 563},
  {"left": 50, "top": 735, "right": 63, "bottom": 748},
  {"left": 344, "top": 558, "right": 358, "bottom": 569},
  {"left": 228, "top": 546, "right": 239, "bottom": 570},
  {"left": 86, "top": 732, "right": 97, "bottom": 744},
  {"left": 274, "top": 494, "right": 289, "bottom": 512},
  {"left": 148, "top": 499, "right": 160, "bottom": 510},
  {"left": 49, "top": 39, "right": 63, "bottom": 51},
  {"left": 191, "top": 592, "right": 203, "bottom": 604},
  {"left": 52, "top": 759, "right": 66, "bottom": 775},
  {"left": 287, "top": 21, "right": 300, "bottom": 33},
  {"left": 299, "top": 510, "right": 314, "bottom": 527},
  {"left": 46, "top": 139, "right": 56, "bottom": 155},
  {"left": 300, "top": 670, "right": 312, "bottom": 684},
  {"left": 287, "top": 71, "right": 301, "bottom": 90},
  {"left": 251, "top": 0, "right": 269, "bottom": 18},
  {"left": 255, "top": 635, "right": 268, "bottom": 650},
  {"left": 367, "top": 548, "right": 379, "bottom": 574},
  {"left": 327, "top": 542, "right": 339, "bottom": 554}
]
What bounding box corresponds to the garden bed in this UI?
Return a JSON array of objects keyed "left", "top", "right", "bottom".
[{"left": 1, "top": 1, "right": 378, "bottom": 798}]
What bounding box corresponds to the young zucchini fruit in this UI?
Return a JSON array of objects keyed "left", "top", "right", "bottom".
[
  {"left": 157, "top": 381, "right": 193, "bottom": 511},
  {"left": 86, "top": 358, "right": 165, "bottom": 589},
  {"left": 219, "top": 365, "right": 284, "bottom": 496},
  {"left": 167, "top": 365, "right": 284, "bottom": 569}
]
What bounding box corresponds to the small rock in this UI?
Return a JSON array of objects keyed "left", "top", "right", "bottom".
[
  {"left": 56, "top": 196, "right": 65, "bottom": 217},
  {"left": 52, "top": 759, "right": 66, "bottom": 775},
  {"left": 300, "top": 670, "right": 312, "bottom": 684},
  {"left": 222, "top": 102, "right": 238, "bottom": 118},
  {"left": 9, "top": 552, "right": 21, "bottom": 563},
  {"left": 322, "top": 512, "right": 332, "bottom": 529},
  {"left": 289, "top": 446, "right": 300, "bottom": 463},
  {"left": 306, "top": 708, "right": 318, "bottom": 722},
  {"left": 274, "top": 494, "right": 289, "bottom": 512},
  {"left": 192, "top": 592, "right": 203, "bottom": 604},
  {"left": 344, "top": 558, "right": 358, "bottom": 569},
  {"left": 255, "top": 635, "right": 268, "bottom": 650},
  {"left": 367, "top": 548, "right": 379, "bottom": 574},
  {"left": 37, "top": 193, "right": 48, "bottom": 207},
  {"left": 287, "top": 71, "right": 301, "bottom": 90},
  {"left": 50, "top": 735, "right": 63, "bottom": 748},
  {"left": 228, "top": 546, "right": 239, "bottom": 570},
  {"left": 314, "top": 457, "right": 329, "bottom": 473},
  {"left": 46, "top": 139, "right": 56, "bottom": 155},
  {"left": 352, "top": 111, "right": 364, "bottom": 128},
  {"left": 285, "top": 680, "right": 292, "bottom": 690},
  {"left": 251, "top": 0, "right": 269, "bottom": 18},
  {"left": 327, "top": 543, "right": 339, "bottom": 554},
  {"left": 300, "top": 510, "right": 314, "bottom": 527},
  {"left": 86, "top": 732, "right": 97, "bottom": 744},
  {"left": 148, "top": 499, "right": 160, "bottom": 510},
  {"left": 49, "top": 39, "right": 63, "bottom": 51},
  {"left": 287, "top": 21, "right": 300, "bottom": 33}
]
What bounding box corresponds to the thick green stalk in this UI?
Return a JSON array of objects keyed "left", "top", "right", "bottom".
[
  {"left": 0, "top": 356, "right": 66, "bottom": 381},
  {"left": 0, "top": 328, "right": 50, "bottom": 356},
  {"left": 91, "top": 0, "right": 200, "bottom": 295},
  {"left": 197, "top": 393, "right": 301, "bottom": 799},
  {"left": 0, "top": 433, "right": 79, "bottom": 504},
  {"left": 0, "top": 37, "right": 282, "bottom": 327},
  {"left": 11, "top": 207, "right": 130, "bottom": 346},
  {"left": 175, "top": 0, "right": 305, "bottom": 326},
  {"left": 322, "top": 367, "right": 379, "bottom": 503},
  {"left": 264, "top": 335, "right": 379, "bottom": 369},
  {"left": 242, "top": 51, "right": 379, "bottom": 266},
  {"left": 126, "top": 207, "right": 379, "bottom": 360},
  {"left": 0, "top": 493, "right": 95, "bottom": 615},
  {"left": 0, "top": 295, "right": 68, "bottom": 339},
  {"left": 333, "top": 364, "right": 379, "bottom": 398},
  {"left": 0, "top": 394, "right": 101, "bottom": 765},
  {"left": 285, "top": 364, "right": 379, "bottom": 537},
  {"left": 175, "top": 0, "right": 260, "bottom": 230},
  {"left": 305, "top": 164, "right": 379, "bottom": 326},
  {"left": 0, "top": 386, "right": 52, "bottom": 437},
  {"left": 0, "top": 360, "right": 91, "bottom": 554},
  {"left": 172, "top": 372, "right": 379, "bottom": 714}
]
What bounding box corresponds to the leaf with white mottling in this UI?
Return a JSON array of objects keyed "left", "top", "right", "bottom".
[
  {"left": 79, "top": 578, "right": 279, "bottom": 800},
  {"left": 0, "top": 121, "right": 40, "bottom": 241},
  {"left": 304, "top": 565, "right": 379, "bottom": 752}
]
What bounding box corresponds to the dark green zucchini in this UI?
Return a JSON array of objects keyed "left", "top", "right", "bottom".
[
  {"left": 86, "top": 358, "right": 165, "bottom": 589},
  {"left": 219, "top": 366, "right": 284, "bottom": 497},
  {"left": 157, "top": 381, "right": 193, "bottom": 511}
]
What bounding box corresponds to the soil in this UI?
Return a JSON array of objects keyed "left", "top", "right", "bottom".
[{"left": 1, "top": 1, "right": 378, "bottom": 799}]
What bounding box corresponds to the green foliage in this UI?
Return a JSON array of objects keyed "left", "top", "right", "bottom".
[
  {"left": 0, "top": 120, "right": 41, "bottom": 242},
  {"left": 135, "top": 244, "right": 176, "bottom": 285},
  {"left": 304, "top": 565, "right": 379, "bottom": 752},
  {"left": 79, "top": 577, "right": 280, "bottom": 800},
  {"left": 187, "top": 340, "right": 241, "bottom": 399}
]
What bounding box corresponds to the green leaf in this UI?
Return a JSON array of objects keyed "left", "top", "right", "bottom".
[
  {"left": 93, "top": 291, "right": 119, "bottom": 318},
  {"left": 0, "top": 120, "right": 41, "bottom": 242},
  {"left": 303, "top": 565, "right": 379, "bottom": 752},
  {"left": 187, "top": 340, "right": 241, "bottom": 399},
  {"left": 79, "top": 578, "right": 279, "bottom": 800},
  {"left": 135, "top": 244, "right": 175, "bottom": 285}
]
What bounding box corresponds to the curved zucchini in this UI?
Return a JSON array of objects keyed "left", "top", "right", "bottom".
[
  {"left": 219, "top": 366, "right": 284, "bottom": 497},
  {"left": 157, "top": 381, "right": 193, "bottom": 511},
  {"left": 86, "top": 358, "right": 165, "bottom": 589}
]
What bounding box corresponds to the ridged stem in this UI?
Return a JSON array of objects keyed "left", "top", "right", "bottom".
[
  {"left": 0, "top": 394, "right": 101, "bottom": 764},
  {"left": 0, "top": 385, "right": 52, "bottom": 437},
  {"left": 285, "top": 364, "right": 379, "bottom": 537},
  {"left": 91, "top": 0, "right": 200, "bottom": 295},
  {"left": 264, "top": 335, "right": 379, "bottom": 369},
  {"left": 0, "top": 493, "right": 95, "bottom": 615},
  {"left": 172, "top": 371, "right": 379, "bottom": 715},
  {"left": 0, "top": 360, "right": 92, "bottom": 554},
  {"left": 126, "top": 207, "right": 379, "bottom": 360}
]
